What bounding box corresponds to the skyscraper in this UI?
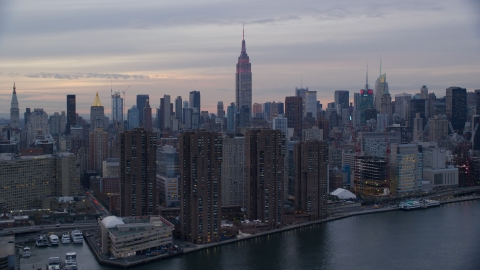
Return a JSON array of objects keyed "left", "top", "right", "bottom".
[
  {"left": 143, "top": 99, "right": 152, "bottom": 131},
  {"left": 136, "top": 94, "right": 149, "bottom": 126},
  {"left": 226, "top": 103, "right": 237, "bottom": 133},
  {"left": 175, "top": 96, "right": 183, "bottom": 122},
  {"left": 394, "top": 93, "right": 412, "bottom": 121},
  {"left": 334, "top": 90, "right": 349, "bottom": 109},
  {"left": 66, "top": 95, "right": 76, "bottom": 134},
  {"left": 111, "top": 91, "right": 123, "bottom": 126},
  {"left": 246, "top": 129, "right": 285, "bottom": 230},
  {"left": 294, "top": 140, "right": 328, "bottom": 221},
  {"left": 304, "top": 91, "right": 318, "bottom": 119},
  {"left": 285, "top": 96, "right": 303, "bottom": 139},
  {"left": 446, "top": 86, "right": 467, "bottom": 133},
  {"left": 127, "top": 106, "right": 139, "bottom": 130},
  {"left": 120, "top": 128, "right": 157, "bottom": 217},
  {"left": 189, "top": 91, "right": 201, "bottom": 129},
  {"left": 235, "top": 29, "right": 252, "bottom": 122},
  {"left": 90, "top": 92, "right": 105, "bottom": 131},
  {"left": 180, "top": 131, "right": 222, "bottom": 244},
  {"left": 374, "top": 74, "right": 389, "bottom": 112},
  {"left": 160, "top": 95, "right": 172, "bottom": 131},
  {"left": 10, "top": 83, "right": 19, "bottom": 128},
  {"left": 217, "top": 101, "right": 225, "bottom": 119}
]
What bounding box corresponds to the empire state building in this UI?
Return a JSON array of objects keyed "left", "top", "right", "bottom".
[{"left": 235, "top": 29, "right": 252, "bottom": 125}]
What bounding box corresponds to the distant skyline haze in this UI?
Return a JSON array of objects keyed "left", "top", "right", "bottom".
[{"left": 0, "top": 0, "right": 479, "bottom": 118}]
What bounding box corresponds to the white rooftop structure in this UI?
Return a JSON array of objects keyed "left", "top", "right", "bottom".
[
  {"left": 330, "top": 188, "right": 357, "bottom": 200},
  {"left": 101, "top": 216, "right": 125, "bottom": 228}
]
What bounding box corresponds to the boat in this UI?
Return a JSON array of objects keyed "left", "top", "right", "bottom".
[
  {"left": 399, "top": 200, "right": 421, "bottom": 210},
  {"left": 46, "top": 257, "right": 62, "bottom": 270},
  {"left": 36, "top": 235, "right": 49, "bottom": 247},
  {"left": 64, "top": 252, "right": 77, "bottom": 270},
  {"left": 49, "top": 234, "right": 59, "bottom": 245},
  {"left": 71, "top": 230, "right": 83, "bottom": 244},
  {"left": 62, "top": 232, "right": 70, "bottom": 244},
  {"left": 424, "top": 199, "right": 440, "bottom": 208},
  {"left": 22, "top": 246, "right": 31, "bottom": 257}
]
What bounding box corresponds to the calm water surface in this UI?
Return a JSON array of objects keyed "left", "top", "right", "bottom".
[{"left": 21, "top": 200, "right": 480, "bottom": 270}]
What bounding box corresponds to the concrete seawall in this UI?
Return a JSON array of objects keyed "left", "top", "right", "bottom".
[{"left": 87, "top": 195, "right": 480, "bottom": 268}]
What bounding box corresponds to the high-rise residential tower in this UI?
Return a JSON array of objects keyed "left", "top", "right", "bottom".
[
  {"left": 10, "top": 83, "right": 19, "bottom": 128},
  {"left": 294, "top": 140, "right": 329, "bottom": 221},
  {"left": 246, "top": 129, "right": 285, "bottom": 230},
  {"left": 222, "top": 136, "right": 247, "bottom": 207},
  {"left": 235, "top": 29, "right": 252, "bottom": 122},
  {"left": 180, "top": 131, "right": 222, "bottom": 244},
  {"left": 120, "top": 128, "right": 158, "bottom": 217},
  {"left": 446, "top": 86, "right": 467, "bottom": 134},
  {"left": 66, "top": 95, "right": 76, "bottom": 134}
]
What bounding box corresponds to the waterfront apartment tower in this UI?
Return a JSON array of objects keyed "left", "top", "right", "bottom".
[
  {"left": 236, "top": 30, "right": 252, "bottom": 122},
  {"left": 246, "top": 129, "right": 285, "bottom": 230},
  {"left": 222, "top": 136, "right": 247, "bottom": 207},
  {"left": 10, "top": 83, "right": 20, "bottom": 128},
  {"left": 446, "top": 86, "right": 467, "bottom": 134},
  {"left": 294, "top": 140, "right": 329, "bottom": 221},
  {"left": 180, "top": 131, "right": 222, "bottom": 244},
  {"left": 119, "top": 128, "right": 158, "bottom": 217}
]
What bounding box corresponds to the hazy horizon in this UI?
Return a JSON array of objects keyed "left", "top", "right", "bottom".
[{"left": 0, "top": 0, "right": 479, "bottom": 118}]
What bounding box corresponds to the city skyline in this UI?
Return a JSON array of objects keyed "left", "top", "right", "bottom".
[{"left": 0, "top": 0, "right": 479, "bottom": 118}]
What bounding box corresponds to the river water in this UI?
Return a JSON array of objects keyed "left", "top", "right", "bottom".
[{"left": 20, "top": 200, "right": 480, "bottom": 270}]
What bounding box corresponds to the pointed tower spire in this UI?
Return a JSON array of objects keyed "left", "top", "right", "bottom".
[
  {"left": 365, "top": 64, "right": 369, "bottom": 90},
  {"left": 380, "top": 55, "right": 382, "bottom": 76},
  {"left": 241, "top": 25, "right": 246, "bottom": 54},
  {"left": 13, "top": 83, "right": 16, "bottom": 94},
  {"left": 93, "top": 92, "right": 103, "bottom": 107}
]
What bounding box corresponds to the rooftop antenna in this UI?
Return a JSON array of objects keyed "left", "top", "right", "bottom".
[
  {"left": 366, "top": 63, "right": 369, "bottom": 89},
  {"left": 243, "top": 23, "right": 244, "bottom": 40},
  {"left": 380, "top": 55, "right": 382, "bottom": 76}
]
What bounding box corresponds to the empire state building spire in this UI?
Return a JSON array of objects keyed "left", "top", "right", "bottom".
[
  {"left": 235, "top": 26, "right": 252, "bottom": 127},
  {"left": 10, "top": 83, "right": 20, "bottom": 128}
]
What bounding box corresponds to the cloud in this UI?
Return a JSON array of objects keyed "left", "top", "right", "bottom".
[{"left": 25, "top": 72, "right": 151, "bottom": 80}]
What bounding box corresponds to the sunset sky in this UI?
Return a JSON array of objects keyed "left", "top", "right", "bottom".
[{"left": 0, "top": 0, "right": 479, "bottom": 118}]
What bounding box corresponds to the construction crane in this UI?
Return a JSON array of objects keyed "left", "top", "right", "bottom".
[{"left": 122, "top": 85, "right": 131, "bottom": 127}]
